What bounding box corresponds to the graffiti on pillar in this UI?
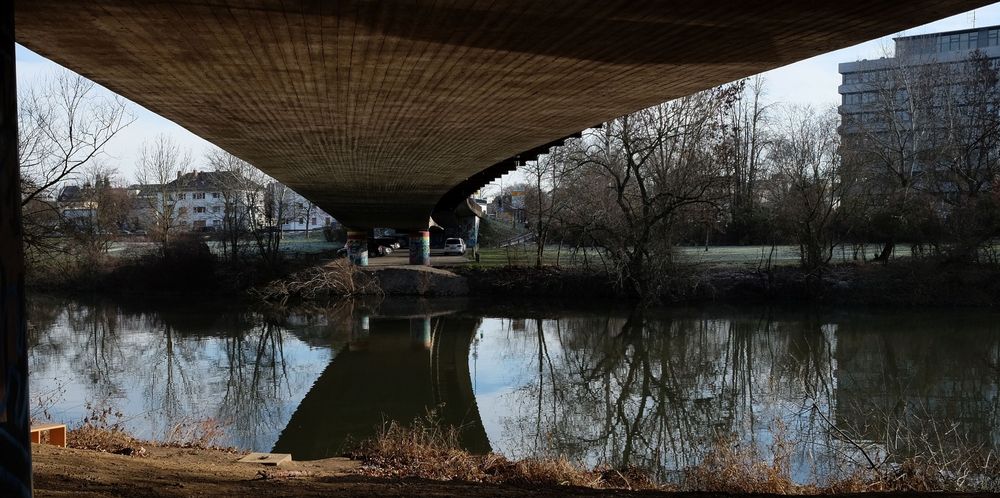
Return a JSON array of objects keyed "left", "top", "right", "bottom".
[
  {"left": 409, "top": 231, "right": 430, "bottom": 265},
  {"left": 346, "top": 235, "right": 368, "bottom": 266}
]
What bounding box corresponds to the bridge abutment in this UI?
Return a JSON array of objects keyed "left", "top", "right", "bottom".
[{"left": 408, "top": 230, "right": 430, "bottom": 266}]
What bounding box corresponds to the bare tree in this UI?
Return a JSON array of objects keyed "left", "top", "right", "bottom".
[
  {"left": 840, "top": 50, "right": 947, "bottom": 261},
  {"left": 206, "top": 148, "right": 261, "bottom": 265},
  {"left": 249, "top": 181, "right": 292, "bottom": 269},
  {"left": 135, "top": 135, "right": 191, "bottom": 254},
  {"left": 769, "top": 106, "right": 848, "bottom": 271},
  {"left": 722, "top": 76, "right": 774, "bottom": 243},
  {"left": 522, "top": 147, "right": 577, "bottom": 267},
  {"left": 65, "top": 162, "right": 132, "bottom": 263},
  {"left": 929, "top": 51, "right": 1000, "bottom": 261},
  {"left": 560, "top": 86, "right": 738, "bottom": 299},
  {"left": 206, "top": 147, "right": 287, "bottom": 268},
  {"left": 298, "top": 199, "right": 317, "bottom": 238},
  {"left": 18, "top": 72, "right": 133, "bottom": 254}
]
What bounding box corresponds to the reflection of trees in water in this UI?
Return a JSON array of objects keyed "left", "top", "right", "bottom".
[
  {"left": 495, "top": 309, "right": 1000, "bottom": 481},
  {"left": 30, "top": 297, "right": 146, "bottom": 406},
  {"left": 498, "top": 310, "right": 842, "bottom": 481},
  {"left": 141, "top": 314, "right": 203, "bottom": 435},
  {"left": 27, "top": 296, "right": 299, "bottom": 450},
  {"left": 217, "top": 320, "right": 290, "bottom": 449}
]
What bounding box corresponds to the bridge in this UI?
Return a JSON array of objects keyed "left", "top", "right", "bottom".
[
  {"left": 1, "top": 1, "right": 994, "bottom": 495},
  {"left": 9, "top": 0, "right": 983, "bottom": 266}
]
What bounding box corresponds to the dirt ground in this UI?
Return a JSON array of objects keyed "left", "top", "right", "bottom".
[
  {"left": 31, "top": 444, "right": 998, "bottom": 498},
  {"left": 31, "top": 444, "right": 665, "bottom": 497}
]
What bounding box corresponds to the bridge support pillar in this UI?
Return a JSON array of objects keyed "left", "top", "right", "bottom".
[
  {"left": 409, "top": 316, "right": 432, "bottom": 349},
  {"left": 0, "top": 3, "right": 33, "bottom": 496},
  {"left": 408, "top": 230, "right": 430, "bottom": 266},
  {"left": 345, "top": 229, "right": 368, "bottom": 266}
]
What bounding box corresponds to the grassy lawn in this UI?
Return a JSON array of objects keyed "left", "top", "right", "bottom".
[
  {"left": 278, "top": 233, "right": 341, "bottom": 255},
  {"left": 469, "top": 244, "right": 880, "bottom": 269},
  {"left": 471, "top": 246, "right": 605, "bottom": 268}
]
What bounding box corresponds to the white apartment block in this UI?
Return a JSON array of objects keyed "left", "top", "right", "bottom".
[
  {"left": 275, "top": 184, "right": 337, "bottom": 232},
  {"left": 136, "top": 170, "right": 263, "bottom": 232}
]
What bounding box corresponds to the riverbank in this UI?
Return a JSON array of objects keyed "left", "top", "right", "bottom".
[
  {"left": 28, "top": 242, "right": 1000, "bottom": 307},
  {"left": 32, "top": 441, "right": 999, "bottom": 497},
  {"left": 34, "top": 444, "right": 666, "bottom": 497},
  {"left": 458, "top": 260, "right": 1000, "bottom": 306}
]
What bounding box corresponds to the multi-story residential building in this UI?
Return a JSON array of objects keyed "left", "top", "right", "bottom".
[
  {"left": 134, "top": 170, "right": 263, "bottom": 233},
  {"left": 56, "top": 184, "right": 99, "bottom": 226},
  {"left": 56, "top": 181, "right": 139, "bottom": 231},
  {"left": 276, "top": 184, "right": 337, "bottom": 232}
]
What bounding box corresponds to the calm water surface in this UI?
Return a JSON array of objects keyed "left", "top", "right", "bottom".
[{"left": 27, "top": 294, "right": 1000, "bottom": 482}]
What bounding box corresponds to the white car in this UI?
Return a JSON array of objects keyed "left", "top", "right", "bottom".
[{"left": 443, "top": 237, "right": 466, "bottom": 255}]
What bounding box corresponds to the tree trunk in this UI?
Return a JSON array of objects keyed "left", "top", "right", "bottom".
[{"left": 874, "top": 240, "right": 894, "bottom": 263}]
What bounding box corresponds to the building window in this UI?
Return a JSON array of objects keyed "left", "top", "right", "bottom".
[
  {"left": 311, "top": 217, "right": 317, "bottom": 225},
  {"left": 298, "top": 218, "right": 304, "bottom": 224},
  {"left": 949, "top": 34, "right": 961, "bottom": 51},
  {"left": 966, "top": 32, "right": 978, "bottom": 49},
  {"left": 176, "top": 193, "right": 187, "bottom": 200},
  {"left": 213, "top": 219, "right": 221, "bottom": 225},
  {"left": 212, "top": 206, "right": 221, "bottom": 213},
  {"left": 212, "top": 192, "right": 220, "bottom": 199},
  {"left": 844, "top": 73, "right": 862, "bottom": 85},
  {"left": 194, "top": 207, "right": 206, "bottom": 213},
  {"left": 989, "top": 29, "right": 1000, "bottom": 47},
  {"left": 178, "top": 207, "right": 188, "bottom": 216},
  {"left": 193, "top": 192, "right": 206, "bottom": 200}
]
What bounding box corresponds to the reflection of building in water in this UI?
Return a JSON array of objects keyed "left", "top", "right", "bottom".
[
  {"left": 833, "top": 314, "right": 1000, "bottom": 448},
  {"left": 272, "top": 314, "right": 489, "bottom": 459}
]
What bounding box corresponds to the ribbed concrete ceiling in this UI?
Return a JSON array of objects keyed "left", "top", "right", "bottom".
[{"left": 13, "top": 1, "right": 988, "bottom": 228}]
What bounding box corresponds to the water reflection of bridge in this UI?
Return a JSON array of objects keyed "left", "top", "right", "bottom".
[{"left": 273, "top": 308, "right": 489, "bottom": 459}]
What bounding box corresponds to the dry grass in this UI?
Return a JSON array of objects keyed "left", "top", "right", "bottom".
[
  {"left": 252, "top": 259, "right": 382, "bottom": 304},
  {"left": 160, "top": 417, "right": 230, "bottom": 450},
  {"left": 844, "top": 411, "right": 1000, "bottom": 493},
  {"left": 64, "top": 403, "right": 238, "bottom": 457},
  {"left": 353, "top": 413, "right": 1000, "bottom": 495},
  {"left": 350, "top": 411, "right": 659, "bottom": 491},
  {"left": 677, "top": 415, "right": 1000, "bottom": 495},
  {"left": 67, "top": 404, "right": 147, "bottom": 456},
  {"left": 681, "top": 434, "right": 797, "bottom": 494}
]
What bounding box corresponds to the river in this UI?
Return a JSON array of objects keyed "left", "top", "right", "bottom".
[{"left": 26, "top": 294, "right": 1000, "bottom": 483}]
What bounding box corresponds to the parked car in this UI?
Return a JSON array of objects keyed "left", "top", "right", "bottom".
[
  {"left": 335, "top": 238, "right": 400, "bottom": 259},
  {"left": 443, "top": 237, "right": 466, "bottom": 255}
]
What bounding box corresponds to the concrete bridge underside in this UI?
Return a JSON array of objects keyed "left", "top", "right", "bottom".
[{"left": 13, "top": 0, "right": 987, "bottom": 230}]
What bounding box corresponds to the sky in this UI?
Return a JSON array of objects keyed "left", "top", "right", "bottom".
[{"left": 14, "top": 4, "right": 1000, "bottom": 187}]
